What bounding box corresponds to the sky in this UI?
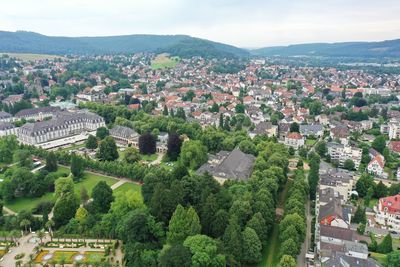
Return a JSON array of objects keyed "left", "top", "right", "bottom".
[{"left": 1, "top": 0, "right": 400, "bottom": 48}]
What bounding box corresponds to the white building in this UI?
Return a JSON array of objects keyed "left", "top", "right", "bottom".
[
  {"left": 284, "top": 132, "right": 305, "bottom": 149},
  {"left": 18, "top": 111, "right": 105, "bottom": 146},
  {"left": 327, "top": 142, "right": 362, "bottom": 170}
]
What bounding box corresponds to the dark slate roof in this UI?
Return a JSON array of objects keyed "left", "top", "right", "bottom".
[
  {"left": 197, "top": 149, "right": 255, "bottom": 181},
  {"left": 110, "top": 125, "right": 138, "bottom": 139},
  {"left": 253, "top": 121, "right": 275, "bottom": 134},
  {"left": 0, "top": 122, "right": 15, "bottom": 131},
  {"left": 319, "top": 197, "right": 343, "bottom": 221},
  {"left": 0, "top": 111, "right": 12, "bottom": 119},
  {"left": 15, "top": 106, "right": 60, "bottom": 118},
  {"left": 320, "top": 225, "right": 355, "bottom": 241}
]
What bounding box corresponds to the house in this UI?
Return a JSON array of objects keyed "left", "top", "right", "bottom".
[
  {"left": 326, "top": 142, "right": 362, "bottom": 170},
  {"left": 2, "top": 94, "right": 23, "bottom": 106},
  {"left": 319, "top": 197, "right": 351, "bottom": 228},
  {"left": 250, "top": 121, "right": 278, "bottom": 138},
  {"left": 319, "top": 169, "right": 355, "bottom": 202},
  {"left": 197, "top": 149, "right": 255, "bottom": 184},
  {"left": 300, "top": 124, "right": 324, "bottom": 137},
  {"left": 109, "top": 125, "right": 139, "bottom": 145},
  {"left": 367, "top": 150, "right": 386, "bottom": 178},
  {"left": 375, "top": 194, "right": 400, "bottom": 230},
  {"left": 284, "top": 132, "right": 305, "bottom": 149},
  {"left": 330, "top": 126, "right": 350, "bottom": 145},
  {"left": 389, "top": 140, "right": 400, "bottom": 154}
]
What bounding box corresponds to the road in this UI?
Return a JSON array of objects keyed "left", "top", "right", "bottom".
[{"left": 297, "top": 198, "right": 311, "bottom": 267}]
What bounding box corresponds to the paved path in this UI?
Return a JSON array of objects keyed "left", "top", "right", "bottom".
[
  {"left": 297, "top": 198, "right": 311, "bottom": 267},
  {"left": 149, "top": 153, "right": 164, "bottom": 165},
  {"left": 31, "top": 165, "right": 46, "bottom": 173},
  {"left": 2, "top": 206, "right": 16, "bottom": 215},
  {"left": 1, "top": 233, "right": 36, "bottom": 267}
]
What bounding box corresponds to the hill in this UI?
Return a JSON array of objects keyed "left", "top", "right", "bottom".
[
  {"left": 0, "top": 31, "right": 248, "bottom": 58},
  {"left": 251, "top": 39, "right": 400, "bottom": 58}
]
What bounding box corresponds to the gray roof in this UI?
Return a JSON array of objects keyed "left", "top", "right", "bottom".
[
  {"left": 253, "top": 121, "right": 275, "bottom": 134},
  {"left": 0, "top": 122, "right": 15, "bottom": 131},
  {"left": 323, "top": 251, "right": 379, "bottom": 267},
  {"left": 197, "top": 149, "right": 255, "bottom": 181},
  {"left": 19, "top": 111, "right": 103, "bottom": 136},
  {"left": 300, "top": 124, "right": 324, "bottom": 134},
  {"left": 15, "top": 106, "right": 60, "bottom": 118},
  {"left": 110, "top": 125, "right": 138, "bottom": 139},
  {"left": 0, "top": 111, "right": 12, "bottom": 119}
]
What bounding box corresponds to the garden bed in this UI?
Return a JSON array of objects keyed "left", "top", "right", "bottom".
[{"left": 44, "top": 241, "right": 86, "bottom": 248}]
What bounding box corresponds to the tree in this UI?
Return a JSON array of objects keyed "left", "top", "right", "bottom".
[
  {"left": 219, "top": 113, "right": 224, "bottom": 129},
  {"left": 163, "top": 105, "right": 169, "bottom": 116},
  {"left": 387, "top": 251, "right": 400, "bottom": 267},
  {"left": 280, "top": 238, "right": 298, "bottom": 258},
  {"left": 180, "top": 140, "right": 208, "bottom": 169},
  {"left": 92, "top": 181, "right": 114, "bottom": 213},
  {"left": 159, "top": 244, "right": 192, "bottom": 267},
  {"left": 239, "top": 140, "right": 257, "bottom": 155},
  {"left": 343, "top": 159, "right": 355, "bottom": 170},
  {"left": 85, "top": 135, "right": 98, "bottom": 149},
  {"left": 0, "top": 135, "right": 18, "bottom": 164},
  {"left": 71, "top": 153, "right": 85, "bottom": 179},
  {"left": 315, "top": 141, "right": 327, "bottom": 157},
  {"left": 223, "top": 216, "right": 242, "bottom": 262},
  {"left": 375, "top": 181, "right": 388, "bottom": 198},
  {"left": 235, "top": 104, "right": 245, "bottom": 113},
  {"left": 45, "top": 151, "right": 58, "bottom": 172},
  {"left": 20, "top": 219, "right": 31, "bottom": 233},
  {"left": 352, "top": 205, "right": 366, "bottom": 224},
  {"left": 80, "top": 187, "right": 89, "bottom": 204},
  {"left": 75, "top": 207, "right": 88, "bottom": 225},
  {"left": 123, "top": 147, "right": 140, "bottom": 163},
  {"left": 139, "top": 132, "right": 156, "bottom": 155},
  {"left": 242, "top": 227, "right": 262, "bottom": 264},
  {"left": 290, "top": 122, "right": 299, "bottom": 133},
  {"left": 278, "top": 255, "right": 296, "bottom": 267},
  {"left": 96, "top": 127, "right": 109, "bottom": 140},
  {"left": 167, "top": 133, "right": 183, "bottom": 161},
  {"left": 167, "top": 205, "right": 201, "bottom": 244},
  {"left": 97, "top": 136, "right": 119, "bottom": 161},
  {"left": 13, "top": 149, "right": 32, "bottom": 168},
  {"left": 53, "top": 192, "right": 79, "bottom": 228},
  {"left": 356, "top": 173, "right": 375, "bottom": 197},
  {"left": 183, "top": 235, "right": 226, "bottom": 267},
  {"left": 378, "top": 234, "right": 393, "bottom": 254},
  {"left": 357, "top": 223, "right": 366, "bottom": 235},
  {"left": 55, "top": 177, "right": 75, "bottom": 198},
  {"left": 372, "top": 135, "right": 386, "bottom": 154}
]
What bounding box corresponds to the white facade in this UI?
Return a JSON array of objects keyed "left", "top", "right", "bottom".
[{"left": 327, "top": 143, "right": 362, "bottom": 170}]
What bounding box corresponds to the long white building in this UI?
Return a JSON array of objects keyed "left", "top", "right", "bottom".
[{"left": 18, "top": 111, "right": 105, "bottom": 145}]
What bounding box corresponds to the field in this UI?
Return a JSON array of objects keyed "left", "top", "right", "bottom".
[
  {"left": 5, "top": 166, "right": 118, "bottom": 213},
  {"left": 151, "top": 54, "right": 179, "bottom": 69},
  {"left": 1, "top": 53, "right": 65, "bottom": 61},
  {"left": 113, "top": 182, "right": 141, "bottom": 196},
  {"left": 370, "top": 252, "right": 387, "bottom": 265}
]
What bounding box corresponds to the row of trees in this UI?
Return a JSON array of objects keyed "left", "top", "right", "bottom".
[{"left": 278, "top": 170, "right": 308, "bottom": 265}]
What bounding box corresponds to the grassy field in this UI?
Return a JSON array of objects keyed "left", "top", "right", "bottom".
[
  {"left": 151, "top": 54, "right": 179, "bottom": 69},
  {"left": 306, "top": 139, "right": 317, "bottom": 146},
  {"left": 1, "top": 53, "right": 65, "bottom": 61},
  {"left": 113, "top": 182, "right": 141, "bottom": 196},
  {"left": 5, "top": 166, "right": 118, "bottom": 213},
  {"left": 140, "top": 153, "right": 158, "bottom": 162},
  {"left": 370, "top": 252, "right": 387, "bottom": 265}
]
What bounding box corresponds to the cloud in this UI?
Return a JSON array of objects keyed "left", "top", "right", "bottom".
[{"left": 0, "top": 0, "right": 399, "bottom": 47}]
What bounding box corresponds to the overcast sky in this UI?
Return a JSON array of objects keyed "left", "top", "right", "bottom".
[{"left": 1, "top": 0, "right": 399, "bottom": 48}]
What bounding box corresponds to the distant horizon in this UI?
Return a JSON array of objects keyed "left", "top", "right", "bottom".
[
  {"left": 1, "top": 0, "right": 399, "bottom": 47},
  {"left": 3, "top": 29, "right": 400, "bottom": 50}
]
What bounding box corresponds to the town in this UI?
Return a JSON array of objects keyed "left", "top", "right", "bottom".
[{"left": 0, "top": 50, "right": 399, "bottom": 267}]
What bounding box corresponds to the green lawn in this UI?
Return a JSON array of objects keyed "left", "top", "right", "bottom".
[
  {"left": 151, "top": 54, "right": 179, "bottom": 69},
  {"left": 113, "top": 182, "right": 141, "bottom": 196},
  {"left": 5, "top": 166, "right": 118, "bottom": 213},
  {"left": 57, "top": 143, "right": 85, "bottom": 152},
  {"left": 306, "top": 139, "right": 317, "bottom": 146},
  {"left": 370, "top": 252, "right": 387, "bottom": 265},
  {"left": 140, "top": 154, "right": 158, "bottom": 162}
]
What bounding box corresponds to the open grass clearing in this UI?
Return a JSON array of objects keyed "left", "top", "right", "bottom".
[
  {"left": 151, "top": 54, "right": 179, "bottom": 69},
  {"left": 113, "top": 182, "right": 142, "bottom": 196},
  {"left": 1, "top": 53, "right": 66, "bottom": 61}
]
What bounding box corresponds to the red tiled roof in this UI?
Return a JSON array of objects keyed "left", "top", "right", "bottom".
[
  {"left": 287, "top": 132, "right": 303, "bottom": 140},
  {"left": 379, "top": 194, "right": 400, "bottom": 214}
]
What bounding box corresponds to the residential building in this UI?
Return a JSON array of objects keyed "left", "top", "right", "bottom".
[
  {"left": 284, "top": 132, "right": 305, "bottom": 149},
  {"left": 375, "top": 194, "right": 400, "bottom": 230},
  {"left": 327, "top": 142, "right": 362, "bottom": 170},
  {"left": 109, "top": 125, "right": 139, "bottom": 145},
  {"left": 300, "top": 124, "right": 324, "bottom": 137}
]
